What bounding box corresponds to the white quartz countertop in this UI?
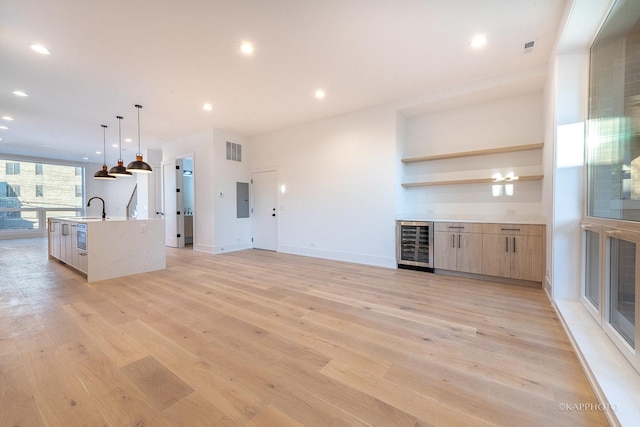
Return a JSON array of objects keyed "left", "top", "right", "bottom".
[
  {"left": 397, "top": 217, "right": 546, "bottom": 225},
  {"left": 50, "top": 216, "right": 163, "bottom": 223}
]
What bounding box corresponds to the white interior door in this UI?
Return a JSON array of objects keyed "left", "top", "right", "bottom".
[
  {"left": 162, "top": 160, "right": 185, "bottom": 248},
  {"left": 252, "top": 170, "right": 277, "bottom": 251}
]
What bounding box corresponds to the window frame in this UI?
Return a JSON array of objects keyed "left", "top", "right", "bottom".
[{"left": 603, "top": 224, "right": 640, "bottom": 373}]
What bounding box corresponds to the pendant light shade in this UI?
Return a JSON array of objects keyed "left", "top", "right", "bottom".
[
  {"left": 109, "top": 115, "right": 132, "bottom": 177},
  {"left": 126, "top": 104, "right": 153, "bottom": 173},
  {"left": 94, "top": 125, "right": 116, "bottom": 180}
]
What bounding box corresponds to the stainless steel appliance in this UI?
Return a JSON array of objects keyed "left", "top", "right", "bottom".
[
  {"left": 77, "top": 223, "right": 87, "bottom": 252},
  {"left": 396, "top": 221, "right": 433, "bottom": 269}
]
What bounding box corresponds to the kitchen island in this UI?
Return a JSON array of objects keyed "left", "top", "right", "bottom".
[{"left": 48, "top": 217, "right": 165, "bottom": 282}]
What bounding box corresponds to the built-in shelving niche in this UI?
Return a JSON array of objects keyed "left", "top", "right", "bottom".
[{"left": 401, "top": 143, "right": 544, "bottom": 188}]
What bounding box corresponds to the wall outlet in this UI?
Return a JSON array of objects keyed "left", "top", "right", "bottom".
[{"left": 506, "top": 209, "right": 517, "bottom": 216}]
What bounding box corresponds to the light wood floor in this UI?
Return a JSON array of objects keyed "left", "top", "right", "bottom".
[{"left": 0, "top": 238, "right": 608, "bottom": 426}]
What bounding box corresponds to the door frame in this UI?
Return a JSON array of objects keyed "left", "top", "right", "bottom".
[
  {"left": 251, "top": 168, "right": 279, "bottom": 251},
  {"left": 162, "top": 152, "right": 195, "bottom": 248}
]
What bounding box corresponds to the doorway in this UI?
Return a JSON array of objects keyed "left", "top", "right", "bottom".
[
  {"left": 251, "top": 170, "right": 277, "bottom": 251},
  {"left": 162, "top": 155, "right": 195, "bottom": 249}
]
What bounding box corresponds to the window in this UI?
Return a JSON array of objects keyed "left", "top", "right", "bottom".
[
  {"left": 584, "top": 0, "right": 640, "bottom": 374},
  {"left": 584, "top": 228, "right": 601, "bottom": 309},
  {"left": 0, "top": 158, "right": 84, "bottom": 234},
  {"left": 5, "top": 184, "right": 20, "bottom": 197},
  {"left": 5, "top": 162, "right": 20, "bottom": 175},
  {"left": 609, "top": 236, "right": 636, "bottom": 347}
]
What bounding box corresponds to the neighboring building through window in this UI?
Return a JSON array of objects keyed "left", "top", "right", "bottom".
[{"left": 0, "top": 159, "right": 84, "bottom": 233}]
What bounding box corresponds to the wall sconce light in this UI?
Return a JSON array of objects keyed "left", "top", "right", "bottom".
[
  {"left": 505, "top": 183, "right": 514, "bottom": 196},
  {"left": 492, "top": 172, "right": 518, "bottom": 197}
]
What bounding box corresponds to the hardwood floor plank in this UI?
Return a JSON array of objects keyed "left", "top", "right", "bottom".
[
  {"left": 245, "top": 404, "right": 306, "bottom": 427},
  {"left": 121, "top": 355, "right": 195, "bottom": 410},
  {"left": 0, "top": 239, "right": 609, "bottom": 426}
]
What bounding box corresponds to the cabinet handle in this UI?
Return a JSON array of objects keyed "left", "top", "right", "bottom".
[
  {"left": 501, "top": 228, "right": 521, "bottom": 231},
  {"left": 452, "top": 234, "right": 455, "bottom": 248},
  {"left": 458, "top": 234, "right": 461, "bottom": 248},
  {"left": 505, "top": 237, "right": 509, "bottom": 252},
  {"left": 448, "top": 226, "right": 464, "bottom": 229},
  {"left": 513, "top": 237, "right": 516, "bottom": 253}
]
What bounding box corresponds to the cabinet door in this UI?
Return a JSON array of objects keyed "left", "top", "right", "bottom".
[
  {"left": 70, "top": 223, "right": 79, "bottom": 268},
  {"left": 458, "top": 233, "right": 483, "bottom": 274},
  {"left": 49, "top": 220, "right": 61, "bottom": 259},
  {"left": 510, "top": 235, "right": 543, "bottom": 281},
  {"left": 482, "top": 234, "right": 510, "bottom": 278},
  {"left": 77, "top": 251, "right": 88, "bottom": 274},
  {"left": 434, "top": 231, "right": 457, "bottom": 270}
]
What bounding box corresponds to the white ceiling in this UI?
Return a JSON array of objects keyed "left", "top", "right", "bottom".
[{"left": 0, "top": 0, "right": 566, "bottom": 164}]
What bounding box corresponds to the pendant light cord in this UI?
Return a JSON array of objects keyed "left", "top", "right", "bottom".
[
  {"left": 101, "top": 124, "right": 107, "bottom": 163},
  {"left": 117, "top": 116, "right": 123, "bottom": 159},
  {"left": 135, "top": 104, "right": 142, "bottom": 155}
]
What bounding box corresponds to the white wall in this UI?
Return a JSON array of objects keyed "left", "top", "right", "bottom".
[
  {"left": 212, "top": 129, "right": 252, "bottom": 253},
  {"left": 400, "top": 92, "right": 545, "bottom": 221},
  {"left": 550, "top": 52, "right": 589, "bottom": 301},
  {"left": 85, "top": 162, "right": 137, "bottom": 218},
  {"left": 250, "top": 104, "right": 398, "bottom": 268}
]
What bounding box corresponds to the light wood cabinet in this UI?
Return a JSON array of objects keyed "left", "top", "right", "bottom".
[
  {"left": 482, "top": 224, "right": 544, "bottom": 282},
  {"left": 434, "top": 222, "right": 483, "bottom": 274}
]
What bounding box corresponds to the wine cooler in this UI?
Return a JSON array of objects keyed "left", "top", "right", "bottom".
[{"left": 396, "top": 221, "right": 433, "bottom": 269}]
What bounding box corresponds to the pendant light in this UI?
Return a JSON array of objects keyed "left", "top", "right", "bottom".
[
  {"left": 94, "top": 125, "right": 116, "bottom": 180},
  {"left": 126, "top": 104, "right": 153, "bottom": 173},
  {"left": 109, "top": 115, "right": 132, "bottom": 177}
]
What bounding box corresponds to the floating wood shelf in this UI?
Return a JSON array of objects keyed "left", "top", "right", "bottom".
[
  {"left": 401, "top": 174, "right": 544, "bottom": 188},
  {"left": 401, "top": 143, "right": 544, "bottom": 164}
]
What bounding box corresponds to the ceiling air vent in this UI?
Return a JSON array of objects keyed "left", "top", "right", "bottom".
[{"left": 523, "top": 40, "right": 535, "bottom": 54}]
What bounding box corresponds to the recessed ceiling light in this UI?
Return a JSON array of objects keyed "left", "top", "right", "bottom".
[
  {"left": 315, "top": 89, "right": 326, "bottom": 99},
  {"left": 203, "top": 103, "right": 213, "bottom": 111},
  {"left": 471, "top": 34, "right": 487, "bottom": 48},
  {"left": 30, "top": 44, "right": 51, "bottom": 55},
  {"left": 240, "top": 41, "right": 254, "bottom": 55},
  {"left": 0, "top": 126, "right": 8, "bottom": 130},
  {"left": 12, "top": 90, "right": 28, "bottom": 97},
  {"left": 96, "top": 151, "right": 101, "bottom": 154},
  {"left": 112, "top": 144, "right": 119, "bottom": 147},
  {"left": 2, "top": 116, "right": 14, "bottom": 121},
  {"left": 82, "top": 157, "right": 89, "bottom": 160},
  {"left": 125, "top": 138, "right": 132, "bottom": 143}
]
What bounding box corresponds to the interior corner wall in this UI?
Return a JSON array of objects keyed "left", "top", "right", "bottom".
[
  {"left": 551, "top": 51, "right": 589, "bottom": 302},
  {"left": 162, "top": 130, "right": 216, "bottom": 253},
  {"left": 395, "top": 112, "right": 408, "bottom": 218},
  {"left": 543, "top": 62, "right": 557, "bottom": 297},
  {"left": 212, "top": 129, "right": 252, "bottom": 253},
  {"left": 249, "top": 105, "right": 398, "bottom": 268}
]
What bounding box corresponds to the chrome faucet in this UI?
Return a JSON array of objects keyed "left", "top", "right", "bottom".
[{"left": 87, "top": 196, "right": 106, "bottom": 219}]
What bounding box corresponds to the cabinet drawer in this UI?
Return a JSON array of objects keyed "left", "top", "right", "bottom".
[
  {"left": 434, "top": 222, "right": 483, "bottom": 233},
  {"left": 482, "top": 223, "right": 544, "bottom": 236}
]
